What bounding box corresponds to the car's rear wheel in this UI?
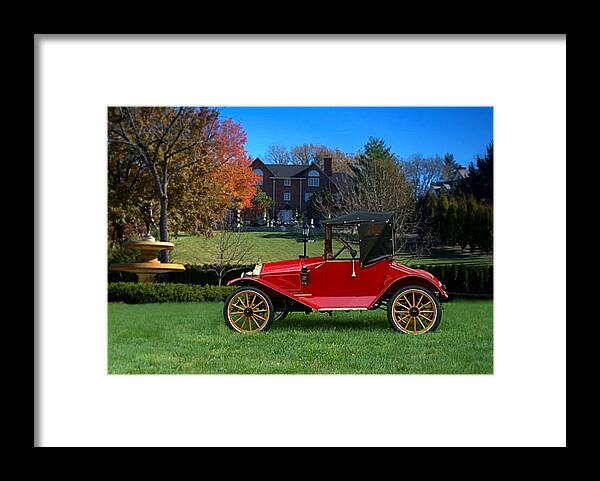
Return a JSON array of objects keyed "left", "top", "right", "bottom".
[
  {"left": 274, "top": 310, "right": 288, "bottom": 321},
  {"left": 387, "top": 285, "right": 441, "bottom": 334},
  {"left": 224, "top": 287, "right": 274, "bottom": 333}
]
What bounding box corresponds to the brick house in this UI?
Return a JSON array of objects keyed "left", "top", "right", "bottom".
[{"left": 250, "top": 156, "right": 350, "bottom": 224}]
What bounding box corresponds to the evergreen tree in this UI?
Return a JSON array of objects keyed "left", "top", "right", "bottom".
[
  {"left": 456, "top": 142, "right": 493, "bottom": 202},
  {"left": 466, "top": 197, "right": 478, "bottom": 252},
  {"left": 442, "top": 153, "right": 458, "bottom": 180},
  {"left": 438, "top": 195, "right": 450, "bottom": 243},
  {"left": 350, "top": 137, "right": 396, "bottom": 183},
  {"left": 347, "top": 137, "right": 411, "bottom": 215},
  {"left": 446, "top": 199, "right": 458, "bottom": 247}
]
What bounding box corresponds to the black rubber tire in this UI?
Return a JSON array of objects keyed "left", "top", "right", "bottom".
[
  {"left": 274, "top": 310, "right": 289, "bottom": 322},
  {"left": 387, "top": 285, "right": 442, "bottom": 334},
  {"left": 223, "top": 286, "right": 275, "bottom": 332}
]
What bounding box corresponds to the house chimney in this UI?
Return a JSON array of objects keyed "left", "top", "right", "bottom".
[{"left": 323, "top": 157, "right": 332, "bottom": 176}]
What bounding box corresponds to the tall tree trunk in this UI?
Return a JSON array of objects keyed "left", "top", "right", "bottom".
[
  {"left": 115, "top": 223, "right": 125, "bottom": 243},
  {"left": 159, "top": 195, "right": 169, "bottom": 262}
]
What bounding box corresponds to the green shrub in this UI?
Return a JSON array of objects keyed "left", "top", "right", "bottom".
[
  {"left": 108, "top": 282, "right": 235, "bottom": 304},
  {"left": 107, "top": 242, "right": 139, "bottom": 282},
  {"left": 412, "top": 264, "right": 493, "bottom": 296}
]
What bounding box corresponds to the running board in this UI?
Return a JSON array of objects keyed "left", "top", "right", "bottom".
[{"left": 296, "top": 295, "right": 377, "bottom": 311}]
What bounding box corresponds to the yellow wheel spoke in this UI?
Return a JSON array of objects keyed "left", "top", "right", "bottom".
[
  {"left": 416, "top": 316, "right": 427, "bottom": 330},
  {"left": 232, "top": 300, "right": 245, "bottom": 310},
  {"left": 398, "top": 298, "right": 411, "bottom": 307}
]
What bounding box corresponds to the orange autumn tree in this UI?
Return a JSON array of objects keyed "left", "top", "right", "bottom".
[
  {"left": 213, "top": 118, "right": 258, "bottom": 210},
  {"left": 169, "top": 117, "right": 258, "bottom": 236}
]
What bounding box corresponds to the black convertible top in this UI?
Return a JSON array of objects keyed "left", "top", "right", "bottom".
[
  {"left": 321, "top": 211, "right": 394, "bottom": 225},
  {"left": 322, "top": 211, "right": 395, "bottom": 267}
]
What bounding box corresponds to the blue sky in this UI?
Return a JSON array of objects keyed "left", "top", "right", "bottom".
[{"left": 220, "top": 107, "right": 493, "bottom": 166}]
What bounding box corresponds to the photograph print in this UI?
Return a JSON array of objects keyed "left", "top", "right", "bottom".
[{"left": 107, "top": 106, "right": 493, "bottom": 374}]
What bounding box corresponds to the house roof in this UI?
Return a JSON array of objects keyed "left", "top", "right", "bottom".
[
  {"left": 453, "top": 166, "right": 468, "bottom": 180},
  {"left": 252, "top": 158, "right": 353, "bottom": 190},
  {"left": 267, "top": 164, "right": 311, "bottom": 178},
  {"left": 330, "top": 172, "right": 353, "bottom": 191}
]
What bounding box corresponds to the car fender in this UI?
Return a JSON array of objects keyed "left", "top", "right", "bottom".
[
  {"left": 226, "top": 276, "right": 318, "bottom": 311},
  {"left": 371, "top": 267, "right": 449, "bottom": 307}
]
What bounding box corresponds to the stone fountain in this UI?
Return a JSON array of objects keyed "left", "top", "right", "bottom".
[{"left": 109, "top": 203, "right": 185, "bottom": 282}]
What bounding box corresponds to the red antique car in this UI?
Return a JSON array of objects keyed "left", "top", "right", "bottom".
[{"left": 224, "top": 212, "right": 448, "bottom": 335}]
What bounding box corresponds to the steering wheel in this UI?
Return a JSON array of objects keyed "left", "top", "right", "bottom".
[{"left": 332, "top": 235, "right": 357, "bottom": 260}]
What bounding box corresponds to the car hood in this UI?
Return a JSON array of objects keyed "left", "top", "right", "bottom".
[
  {"left": 260, "top": 258, "right": 303, "bottom": 275},
  {"left": 259, "top": 256, "right": 325, "bottom": 275}
]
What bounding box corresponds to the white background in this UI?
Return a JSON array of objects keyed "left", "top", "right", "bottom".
[{"left": 36, "top": 35, "right": 566, "bottom": 447}]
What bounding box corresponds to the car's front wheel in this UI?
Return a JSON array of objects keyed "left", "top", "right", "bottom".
[
  {"left": 224, "top": 287, "right": 275, "bottom": 333},
  {"left": 387, "top": 285, "right": 442, "bottom": 334}
]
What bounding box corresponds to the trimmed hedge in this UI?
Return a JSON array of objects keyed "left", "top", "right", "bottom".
[
  {"left": 157, "top": 263, "right": 254, "bottom": 285},
  {"left": 411, "top": 264, "right": 493, "bottom": 296},
  {"left": 108, "top": 282, "right": 234, "bottom": 304}
]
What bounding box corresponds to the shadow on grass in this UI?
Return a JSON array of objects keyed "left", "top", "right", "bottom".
[
  {"left": 274, "top": 313, "right": 390, "bottom": 331},
  {"left": 404, "top": 246, "right": 492, "bottom": 260},
  {"left": 255, "top": 232, "right": 324, "bottom": 240}
]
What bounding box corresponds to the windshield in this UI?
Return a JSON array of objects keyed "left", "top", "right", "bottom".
[{"left": 323, "top": 220, "right": 394, "bottom": 267}]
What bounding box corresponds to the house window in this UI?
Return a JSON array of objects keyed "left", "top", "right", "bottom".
[
  {"left": 283, "top": 192, "right": 291, "bottom": 201},
  {"left": 283, "top": 178, "right": 291, "bottom": 186},
  {"left": 305, "top": 192, "right": 312, "bottom": 203},
  {"left": 308, "top": 170, "right": 319, "bottom": 187},
  {"left": 253, "top": 168, "right": 263, "bottom": 186}
]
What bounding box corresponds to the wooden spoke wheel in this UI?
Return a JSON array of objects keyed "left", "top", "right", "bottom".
[
  {"left": 387, "top": 286, "right": 442, "bottom": 334},
  {"left": 224, "top": 287, "right": 274, "bottom": 333},
  {"left": 274, "top": 310, "right": 289, "bottom": 322}
]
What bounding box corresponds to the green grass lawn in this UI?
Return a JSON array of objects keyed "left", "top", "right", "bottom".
[
  {"left": 108, "top": 298, "right": 493, "bottom": 374},
  {"left": 171, "top": 231, "right": 492, "bottom": 267}
]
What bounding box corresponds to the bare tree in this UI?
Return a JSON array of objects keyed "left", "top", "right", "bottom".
[
  {"left": 290, "top": 144, "right": 329, "bottom": 165},
  {"left": 265, "top": 144, "right": 291, "bottom": 164},
  {"left": 401, "top": 154, "right": 444, "bottom": 199},
  {"left": 207, "top": 219, "right": 256, "bottom": 286}
]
